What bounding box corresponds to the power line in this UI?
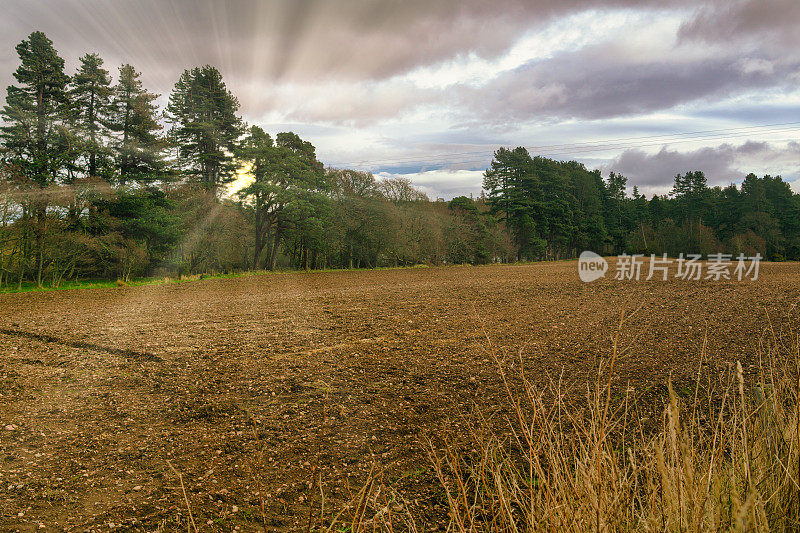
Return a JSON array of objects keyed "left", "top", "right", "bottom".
[
  {"left": 335, "top": 124, "right": 800, "bottom": 168},
  {"left": 401, "top": 138, "right": 799, "bottom": 172},
  {"left": 328, "top": 121, "right": 800, "bottom": 169},
  {"left": 534, "top": 128, "right": 800, "bottom": 156}
]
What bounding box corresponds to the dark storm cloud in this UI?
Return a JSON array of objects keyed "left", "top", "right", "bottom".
[
  {"left": 679, "top": 0, "right": 800, "bottom": 49},
  {"left": 2, "top": 0, "right": 695, "bottom": 114},
  {"left": 265, "top": 50, "right": 800, "bottom": 127},
  {"left": 609, "top": 145, "right": 743, "bottom": 186},
  {"left": 0, "top": 0, "right": 651, "bottom": 81},
  {"left": 607, "top": 141, "right": 800, "bottom": 189},
  {"left": 456, "top": 45, "right": 800, "bottom": 124}
]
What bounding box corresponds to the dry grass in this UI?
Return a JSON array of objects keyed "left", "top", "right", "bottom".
[
  {"left": 420, "top": 306, "right": 800, "bottom": 532},
  {"left": 177, "top": 302, "right": 800, "bottom": 532}
]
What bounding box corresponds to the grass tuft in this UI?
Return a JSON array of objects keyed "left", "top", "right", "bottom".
[{"left": 423, "top": 307, "right": 800, "bottom": 532}]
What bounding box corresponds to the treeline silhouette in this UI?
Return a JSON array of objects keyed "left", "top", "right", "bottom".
[{"left": 1, "top": 32, "right": 797, "bottom": 288}]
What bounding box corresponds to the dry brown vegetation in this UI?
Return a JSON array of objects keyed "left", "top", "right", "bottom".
[
  {"left": 1, "top": 261, "right": 799, "bottom": 531},
  {"left": 424, "top": 316, "right": 800, "bottom": 532}
]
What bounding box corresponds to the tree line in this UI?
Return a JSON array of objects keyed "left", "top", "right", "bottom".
[
  {"left": 483, "top": 148, "right": 800, "bottom": 261},
  {"left": 0, "top": 32, "right": 515, "bottom": 288},
  {"left": 1, "top": 32, "right": 797, "bottom": 289}
]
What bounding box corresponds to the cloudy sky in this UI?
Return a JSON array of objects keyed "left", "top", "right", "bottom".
[{"left": 2, "top": 0, "right": 800, "bottom": 198}]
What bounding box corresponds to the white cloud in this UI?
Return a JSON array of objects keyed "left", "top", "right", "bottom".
[
  {"left": 737, "top": 57, "right": 775, "bottom": 75},
  {"left": 376, "top": 169, "right": 485, "bottom": 200},
  {"left": 403, "top": 9, "right": 636, "bottom": 89}
]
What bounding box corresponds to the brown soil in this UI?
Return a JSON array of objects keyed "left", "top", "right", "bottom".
[{"left": 1, "top": 261, "right": 799, "bottom": 531}]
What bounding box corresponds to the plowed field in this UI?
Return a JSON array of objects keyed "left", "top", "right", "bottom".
[{"left": 1, "top": 262, "right": 798, "bottom": 531}]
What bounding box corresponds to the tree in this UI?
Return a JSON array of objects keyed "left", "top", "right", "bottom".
[
  {"left": 670, "top": 170, "right": 709, "bottom": 249},
  {"left": 1, "top": 32, "right": 71, "bottom": 188},
  {"left": 483, "top": 147, "right": 533, "bottom": 222},
  {"left": 648, "top": 194, "right": 667, "bottom": 225},
  {"left": 568, "top": 166, "right": 606, "bottom": 253},
  {"left": 533, "top": 156, "right": 575, "bottom": 259},
  {"left": 327, "top": 169, "right": 399, "bottom": 268},
  {"left": 237, "top": 126, "right": 275, "bottom": 269},
  {"left": 447, "top": 196, "right": 492, "bottom": 264},
  {"left": 377, "top": 176, "right": 428, "bottom": 203},
  {"left": 738, "top": 173, "right": 800, "bottom": 259},
  {"left": 0, "top": 31, "right": 71, "bottom": 286},
  {"left": 167, "top": 66, "right": 243, "bottom": 193},
  {"left": 108, "top": 64, "right": 167, "bottom": 185},
  {"left": 284, "top": 190, "right": 333, "bottom": 269},
  {"left": 92, "top": 187, "right": 181, "bottom": 259},
  {"left": 71, "top": 53, "right": 113, "bottom": 180},
  {"left": 670, "top": 170, "right": 708, "bottom": 222},
  {"left": 483, "top": 147, "right": 542, "bottom": 259},
  {"left": 237, "top": 129, "right": 325, "bottom": 270},
  {"left": 328, "top": 168, "right": 378, "bottom": 199}
]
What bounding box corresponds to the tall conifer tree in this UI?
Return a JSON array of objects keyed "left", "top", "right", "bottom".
[
  {"left": 108, "top": 64, "right": 166, "bottom": 185},
  {"left": 71, "top": 53, "right": 112, "bottom": 179},
  {"left": 167, "top": 66, "right": 243, "bottom": 193}
]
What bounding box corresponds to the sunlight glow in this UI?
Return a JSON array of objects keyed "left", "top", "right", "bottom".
[{"left": 225, "top": 163, "right": 254, "bottom": 199}]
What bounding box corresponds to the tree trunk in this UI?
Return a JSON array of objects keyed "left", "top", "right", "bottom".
[
  {"left": 89, "top": 89, "right": 97, "bottom": 177},
  {"left": 35, "top": 202, "right": 46, "bottom": 288},
  {"left": 253, "top": 213, "right": 264, "bottom": 270},
  {"left": 268, "top": 232, "right": 281, "bottom": 271}
]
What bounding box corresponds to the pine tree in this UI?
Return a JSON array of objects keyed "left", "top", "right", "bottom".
[
  {"left": 108, "top": 64, "right": 166, "bottom": 185},
  {"left": 530, "top": 156, "right": 575, "bottom": 260},
  {"left": 569, "top": 166, "right": 606, "bottom": 253},
  {"left": 483, "top": 147, "right": 542, "bottom": 259},
  {"left": 237, "top": 129, "right": 324, "bottom": 269},
  {"left": 604, "top": 171, "right": 630, "bottom": 253},
  {"left": 1, "top": 31, "right": 70, "bottom": 188},
  {"left": 0, "top": 31, "right": 71, "bottom": 286},
  {"left": 167, "top": 66, "right": 243, "bottom": 193},
  {"left": 237, "top": 125, "right": 275, "bottom": 269},
  {"left": 71, "top": 53, "right": 112, "bottom": 180}
]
